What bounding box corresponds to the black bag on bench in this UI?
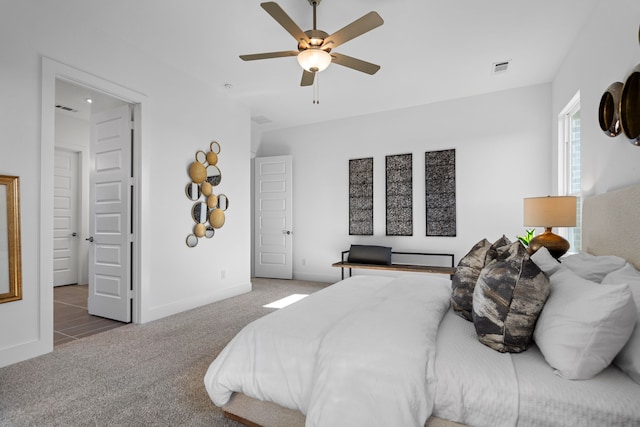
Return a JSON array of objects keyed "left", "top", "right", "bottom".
[{"left": 347, "top": 245, "right": 392, "bottom": 265}]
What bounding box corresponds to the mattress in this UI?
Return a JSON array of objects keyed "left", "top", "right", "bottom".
[
  {"left": 432, "top": 309, "right": 640, "bottom": 427},
  {"left": 513, "top": 344, "right": 640, "bottom": 427}
]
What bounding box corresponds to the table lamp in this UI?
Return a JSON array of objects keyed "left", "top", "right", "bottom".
[{"left": 523, "top": 196, "right": 577, "bottom": 258}]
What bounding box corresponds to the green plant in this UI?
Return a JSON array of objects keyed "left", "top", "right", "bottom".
[{"left": 517, "top": 228, "right": 536, "bottom": 246}]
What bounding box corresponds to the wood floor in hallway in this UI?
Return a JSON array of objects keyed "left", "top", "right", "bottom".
[{"left": 54, "top": 285, "right": 127, "bottom": 346}]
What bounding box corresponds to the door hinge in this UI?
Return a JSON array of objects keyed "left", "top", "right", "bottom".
[{"left": 127, "top": 289, "right": 135, "bottom": 300}]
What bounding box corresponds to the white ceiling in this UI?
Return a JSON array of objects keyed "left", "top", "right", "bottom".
[
  {"left": 55, "top": 79, "right": 127, "bottom": 121},
  {"left": 55, "top": 0, "right": 600, "bottom": 131}
]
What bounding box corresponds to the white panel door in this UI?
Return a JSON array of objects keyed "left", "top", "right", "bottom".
[
  {"left": 53, "top": 149, "right": 79, "bottom": 286},
  {"left": 88, "top": 105, "right": 132, "bottom": 322},
  {"left": 254, "top": 156, "right": 293, "bottom": 279}
]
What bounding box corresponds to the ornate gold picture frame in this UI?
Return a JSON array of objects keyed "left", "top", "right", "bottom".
[{"left": 0, "top": 175, "right": 22, "bottom": 304}]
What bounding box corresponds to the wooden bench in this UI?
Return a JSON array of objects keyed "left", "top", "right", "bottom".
[{"left": 332, "top": 250, "right": 456, "bottom": 280}]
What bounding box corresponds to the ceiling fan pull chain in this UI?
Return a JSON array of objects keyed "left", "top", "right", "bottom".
[{"left": 313, "top": 73, "right": 320, "bottom": 104}]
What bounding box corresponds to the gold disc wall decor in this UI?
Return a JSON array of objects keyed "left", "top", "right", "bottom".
[
  {"left": 194, "top": 223, "right": 206, "bottom": 237},
  {"left": 185, "top": 140, "right": 229, "bottom": 246},
  {"left": 209, "top": 209, "right": 225, "bottom": 229},
  {"left": 189, "top": 161, "right": 207, "bottom": 183},
  {"left": 207, "top": 151, "right": 218, "bottom": 165},
  {"left": 201, "top": 181, "right": 213, "bottom": 197}
]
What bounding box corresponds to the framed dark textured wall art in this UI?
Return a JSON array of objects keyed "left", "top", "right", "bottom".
[
  {"left": 386, "top": 153, "right": 413, "bottom": 236},
  {"left": 425, "top": 149, "right": 456, "bottom": 236},
  {"left": 348, "top": 157, "right": 373, "bottom": 235}
]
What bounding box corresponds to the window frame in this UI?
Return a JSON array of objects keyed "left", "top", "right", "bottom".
[{"left": 557, "top": 91, "right": 581, "bottom": 251}]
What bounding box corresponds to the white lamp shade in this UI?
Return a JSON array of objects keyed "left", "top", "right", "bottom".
[
  {"left": 297, "top": 49, "right": 332, "bottom": 73},
  {"left": 523, "top": 196, "right": 577, "bottom": 228}
]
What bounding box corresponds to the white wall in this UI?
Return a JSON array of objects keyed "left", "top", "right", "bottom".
[
  {"left": 0, "top": 2, "right": 251, "bottom": 367},
  {"left": 257, "top": 0, "right": 640, "bottom": 284},
  {"left": 257, "top": 84, "right": 552, "bottom": 283},
  {"left": 552, "top": 0, "right": 640, "bottom": 195}
]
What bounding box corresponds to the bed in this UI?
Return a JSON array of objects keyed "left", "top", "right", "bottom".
[{"left": 204, "top": 184, "right": 640, "bottom": 427}]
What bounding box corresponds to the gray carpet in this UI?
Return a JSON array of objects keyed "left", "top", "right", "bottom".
[{"left": 0, "top": 278, "right": 331, "bottom": 427}]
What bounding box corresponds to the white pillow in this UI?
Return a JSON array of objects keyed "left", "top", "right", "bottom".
[
  {"left": 533, "top": 266, "right": 637, "bottom": 380},
  {"left": 602, "top": 263, "right": 640, "bottom": 384},
  {"left": 560, "top": 251, "right": 626, "bottom": 283},
  {"left": 530, "top": 246, "right": 561, "bottom": 276}
]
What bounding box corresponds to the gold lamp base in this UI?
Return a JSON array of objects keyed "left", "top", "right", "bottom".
[{"left": 528, "top": 228, "right": 570, "bottom": 259}]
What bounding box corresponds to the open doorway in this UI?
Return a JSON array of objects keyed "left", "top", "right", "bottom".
[
  {"left": 54, "top": 79, "right": 129, "bottom": 288},
  {"left": 41, "top": 58, "right": 144, "bottom": 356},
  {"left": 52, "top": 78, "right": 133, "bottom": 345}
]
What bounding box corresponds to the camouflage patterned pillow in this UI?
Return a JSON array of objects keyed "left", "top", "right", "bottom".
[
  {"left": 472, "top": 242, "right": 550, "bottom": 353},
  {"left": 452, "top": 236, "right": 511, "bottom": 321},
  {"left": 485, "top": 234, "right": 513, "bottom": 263}
]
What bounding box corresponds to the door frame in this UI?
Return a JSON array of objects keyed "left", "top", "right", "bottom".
[{"left": 41, "top": 57, "right": 145, "bottom": 343}]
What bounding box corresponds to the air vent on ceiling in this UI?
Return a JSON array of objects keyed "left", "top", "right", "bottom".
[
  {"left": 492, "top": 60, "right": 510, "bottom": 74},
  {"left": 251, "top": 115, "right": 272, "bottom": 125},
  {"left": 55, "top": 104, "right": 78, "bottom": 113}
]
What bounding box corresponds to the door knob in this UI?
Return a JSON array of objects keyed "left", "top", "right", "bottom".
[
  {"left": 85, "top": 236, "right": 94, "bottom": 242},
  {"left": 70, "top": 232, "right": 77, "bottom": 237},
  {"left": 282, "top": 230, "right": 291, "bottom": 235}
]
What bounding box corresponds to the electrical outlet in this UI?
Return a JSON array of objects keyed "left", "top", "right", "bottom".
[
  {"left": 221, "top": 270, "right": 226, "bottom": 279},
  {"left": 302, "top": 258, "right": 306, "bottom": 266}
]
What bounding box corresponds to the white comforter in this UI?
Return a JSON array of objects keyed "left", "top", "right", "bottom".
[{"left": 204, "top": 274, "right": 452, "bottom": 427}]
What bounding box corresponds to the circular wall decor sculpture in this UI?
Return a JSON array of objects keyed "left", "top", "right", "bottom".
[
  {"left": 620, "top": 64, "right": 640, "bottom": 145},
  {"left": 185, "top": 141, "right": 228, "bottom": 246},
  {"left": 186, "top": 234, "right": 199, "bottom": 248},
  {"left": 217, "top": 194, "right": 229, "bottom": 211},
  {"left": 185, "top": 182, "right": 201, "bottom": 200},
  {"left": 598, "top": 82, "right": 623, "bottom": 137},
  {"left": 195, "top": 150, "right": 207, "bottom": 163},
  {"left": 192, "top": 202, "right": 208, "bottom": 223},
  {"left": 207, "top": 194, "right": 218, "bottom": 208},
  {"left": 206, "top": 165, "right": 222, "bottom": 186},
  {"left": 210, "top": 141, "right": 221, "bottom": 154}
]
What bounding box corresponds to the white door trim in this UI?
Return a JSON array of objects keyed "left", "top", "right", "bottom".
[{"left": 39, "top": 58, "right": 146, "bottom": 356}]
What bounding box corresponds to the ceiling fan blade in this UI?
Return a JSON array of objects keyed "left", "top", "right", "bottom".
[
  {"left": 261, "top": 2, "right": 310, "bottom": 46},
  {"left": 321, "top": 11, "right": 383, "bottom": 50},
  {"left": 331, "top": 52, "right": 380, "bottom": 75},
  {"left": 300, "top": 70, "right": 315, "bottom": 86},
  {"left": 240, "top": 51, "right": 299, "bottom": 61}
]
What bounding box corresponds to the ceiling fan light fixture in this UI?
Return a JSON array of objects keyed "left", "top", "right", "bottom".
[{"left": 297, "top": 48, "right": 331, "bottom": 73}]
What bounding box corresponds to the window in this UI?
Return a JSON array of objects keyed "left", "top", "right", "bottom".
[{"left": 558, "top": 92, "right": 581, "bottom": 251}]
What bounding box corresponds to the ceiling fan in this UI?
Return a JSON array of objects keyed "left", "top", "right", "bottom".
[{"left": 240, "top": 1, "right": 384, "bottom": 87}]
